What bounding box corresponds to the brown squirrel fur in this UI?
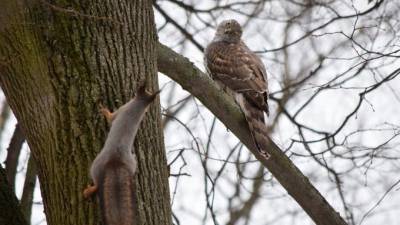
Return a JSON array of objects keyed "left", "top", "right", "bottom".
[{"left": 83, "top": 84, "right": 159, "bottom": 225}]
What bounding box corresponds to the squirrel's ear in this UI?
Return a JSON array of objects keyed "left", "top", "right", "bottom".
[
  {"left": 148, "top": 89, "right": 161, "bottom": 101},
  {"left": 143, "top": 89, "right": 161, "bottom": 102},
  {"left": 135, "top": 81, "right": 161, "bottom": 102},
  {"left": 137, "top": 81, "right": 147, "bottom": 95}
]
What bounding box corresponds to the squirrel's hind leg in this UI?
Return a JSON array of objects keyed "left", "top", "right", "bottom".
[{"left": 83, "top": 184, "right": 98, "bottom": 199}]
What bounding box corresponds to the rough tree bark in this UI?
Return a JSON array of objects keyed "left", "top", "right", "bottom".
[
  {"left": 0, "top": 1, "right": 171, "bottom": 225},
  {"left": 157, "top": 43, "right": 348, "bottom": 225}
]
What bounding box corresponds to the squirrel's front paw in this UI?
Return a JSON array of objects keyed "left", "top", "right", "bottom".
[{"left": 99, "top": 105, "right": 115, "bottom": 124}]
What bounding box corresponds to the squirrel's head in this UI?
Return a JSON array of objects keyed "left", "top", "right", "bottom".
[{"left": 135, "top": 82, "right": 160, "bottom": 103}]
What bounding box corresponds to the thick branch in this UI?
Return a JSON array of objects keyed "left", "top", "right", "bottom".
[
  {"left": 0, "top": 100, "right": 10, "bottom": 145},
  {"left": 20, "top": 155, "right": 37, "bottom": 222},
  {"left": 5, "top": 123, "right": 25, "bottom": 191},
  {"left": 157, "top": 42, "right": 348, "bottom": 225}
]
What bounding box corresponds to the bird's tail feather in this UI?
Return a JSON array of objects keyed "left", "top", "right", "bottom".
[{"left": 236, "top": 93, "right": 270, "bottom": 159}]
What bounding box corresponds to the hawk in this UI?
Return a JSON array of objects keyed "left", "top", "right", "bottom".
[{"left": 204, "top": 19, "right": 270, "bottom": 159}]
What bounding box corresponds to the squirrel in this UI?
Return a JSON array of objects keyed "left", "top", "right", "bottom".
[{"left": 83, "top": 83, "right": 160, "bottom": 225}]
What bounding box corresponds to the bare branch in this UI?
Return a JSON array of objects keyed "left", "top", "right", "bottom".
[
  {"left": 5, "top": 123, "right": 25, "bottom": 192},
  {"left": 20, "top": 154, "right": 37, "bottom": 222}
]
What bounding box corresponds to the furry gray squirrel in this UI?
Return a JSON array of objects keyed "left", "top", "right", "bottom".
[{"left": 83, "top": 84, "right": 159, "bottom": 225}]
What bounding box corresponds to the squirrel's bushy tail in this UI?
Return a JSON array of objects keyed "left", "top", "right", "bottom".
[{"left": 98, "top": 162, "right": 137, "bottom": 225}]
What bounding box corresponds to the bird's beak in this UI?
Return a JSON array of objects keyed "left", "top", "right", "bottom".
[{"left": 224, "top": 28, "right": 232, "bottom": 33}]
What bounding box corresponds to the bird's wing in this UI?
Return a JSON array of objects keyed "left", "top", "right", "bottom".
[{"left": 205, "top": 41, "right": 269, "bottom": 114}]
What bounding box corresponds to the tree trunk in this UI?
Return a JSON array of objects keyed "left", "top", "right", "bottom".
[{"left": 0, "top": 1, "right": 172, "bottom": 225}]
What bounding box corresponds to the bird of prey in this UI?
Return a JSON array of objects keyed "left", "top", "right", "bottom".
[{"left": 204, "top": 19, "right": 270, "bottom": 159}]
